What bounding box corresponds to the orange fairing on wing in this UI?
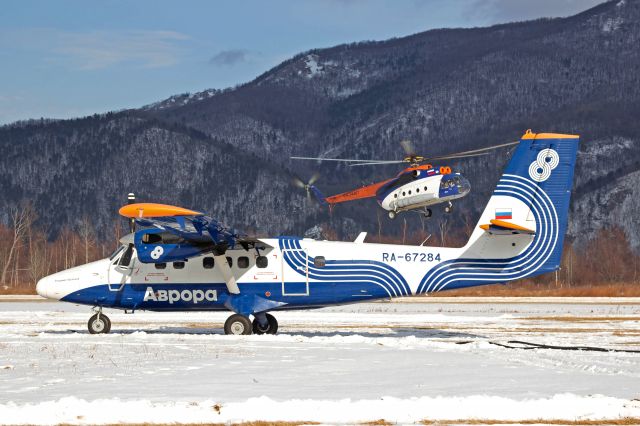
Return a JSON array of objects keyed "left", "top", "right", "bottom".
[
  {"left": 119, "top": 203, "right": 203, "bottom": 218},
  {"left": 325, "top": 180, "right": 392, "bottom": 204},
  {"left": 520, "top": 130, "right": 579, "bottom": 140}
]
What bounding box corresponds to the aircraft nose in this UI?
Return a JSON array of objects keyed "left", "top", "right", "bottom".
[
  {"left": 459, "top": 176, "right": 471, "bottom": 194},
  {"left": 36, "top": 276, "right": 55, "bottom": 299}
]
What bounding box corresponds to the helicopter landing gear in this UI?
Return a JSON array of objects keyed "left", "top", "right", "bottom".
[
  {"left": 388, "top": 210, "right": 397, "bottom": 220},
  {"left": 444, "top": 202, "right": 453, "bottom": 214},
  {"left": 422, "top": 208, "right": 432, "bottom": 219}
]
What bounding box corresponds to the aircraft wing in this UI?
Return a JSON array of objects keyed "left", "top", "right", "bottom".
[{"left": 119, "top": 203, "right": 266, "bottom": 295}]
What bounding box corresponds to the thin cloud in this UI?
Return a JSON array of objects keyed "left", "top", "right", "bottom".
[
  {"left": 209, "top": 49, "right": 251, "bottom": 66},
  {"left": 55, "top": 30, "right": 190, "bottom": 70},
  {"left": 1, "top": 29, "right": 190, "bottom": 70}
]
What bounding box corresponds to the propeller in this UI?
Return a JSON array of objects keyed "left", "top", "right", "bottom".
[
  {"left": 290, "top": 140, "right": 519, "bottom": 167},
  {"left": 292, "top": 173, "right": 321, "bottom": 201}
]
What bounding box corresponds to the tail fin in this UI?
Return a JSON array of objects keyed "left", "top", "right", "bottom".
[
  {"left": 418, "top": 130, "right": 579, "bottom": 293},
  {"left": 309, "top": 185, "right": 328, "bottom": 205}
]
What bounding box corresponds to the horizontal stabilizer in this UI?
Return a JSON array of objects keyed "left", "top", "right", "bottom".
[{"left": 479, "top": 219, "right": 535, "bottom": 235}]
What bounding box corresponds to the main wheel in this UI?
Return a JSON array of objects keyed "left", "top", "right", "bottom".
[
  {"left": 252, "top": 313, "right": 278, "bottom": 335},
  {"left": 224, "top": 314, "right": 253, "bottom": 335},
  {"left": 444, "top": 204, "right": 453, "bottom": 214},
  {"left": 88, "top": 313, "right": 111, "bottom": 334},
  {"left": 388, "top": 211, "right": 397, "bottom": 219}
]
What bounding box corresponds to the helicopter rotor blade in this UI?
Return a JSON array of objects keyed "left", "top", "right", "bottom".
[
  {"left": 291, "top": 176, "right": 306, "bottom": 189},
  {"left": 290, "top": 156, "right": 387, "bottom": 163},
  {"left": 308, "top": 172, "right": 320, "bottom": 186},
  {"left": 425, "top": 152, "right": 492, "bottom": 162},
  {"left": 425, "top": 141, "right": 519, "bottom": 161},
  {"left": 349, "top": 160, "right": 407, "bottom": 167}
]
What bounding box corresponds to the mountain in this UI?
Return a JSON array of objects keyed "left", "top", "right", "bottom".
[{"left": 1, "top": 0, "right": 640, "bottom": 249}]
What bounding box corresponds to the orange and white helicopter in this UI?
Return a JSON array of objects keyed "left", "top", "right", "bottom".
[{"left": 291, "top": 140, "right": 518, "bottom": 219}]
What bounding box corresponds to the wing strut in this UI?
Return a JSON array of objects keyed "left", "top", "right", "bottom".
[{"left": 214, "top": 254, "right": 240, "bottom": 294}]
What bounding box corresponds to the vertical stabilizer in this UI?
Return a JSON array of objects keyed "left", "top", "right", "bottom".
[{"left": 418, "top": 130, "right": 579, "bottom": 293}]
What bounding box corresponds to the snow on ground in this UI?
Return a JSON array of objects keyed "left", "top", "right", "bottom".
[{"left": 0, "top": 298, "right": 639, "bottom": 424}]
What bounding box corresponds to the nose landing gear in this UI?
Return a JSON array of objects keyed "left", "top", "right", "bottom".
[
  {"left": 444, "top": 202, "right": 454, "bottom": 214},
  {"left": 88, "top": 308, "right": 111, "bottom": 334}
]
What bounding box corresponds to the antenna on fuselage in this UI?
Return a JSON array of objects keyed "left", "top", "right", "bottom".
[{"left": 127, "top": 192, "right": 136, "bottom": 233}]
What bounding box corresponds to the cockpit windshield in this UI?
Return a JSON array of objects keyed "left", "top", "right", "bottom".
[{"left": 109, "top": 245, "right": 125, "bottom": 261}]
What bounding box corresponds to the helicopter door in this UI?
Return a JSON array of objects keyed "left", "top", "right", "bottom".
[
  {"left": 107, "top": 244, "right": 135, "bottom": 291},
  {"left": 281, "top": 248, "right": 309, "bottom": 296}
]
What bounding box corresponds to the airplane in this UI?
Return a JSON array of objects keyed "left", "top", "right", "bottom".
[
  {"left": 291, "top": 139, "right": 519, "bottom": 219},
  {"left": 36, "top": 130, "right": 579, "bottom": 336}
]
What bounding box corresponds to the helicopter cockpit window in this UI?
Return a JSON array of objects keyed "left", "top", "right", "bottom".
[{"left": 314, "top": 256, "right": 326, "bottom": 268}]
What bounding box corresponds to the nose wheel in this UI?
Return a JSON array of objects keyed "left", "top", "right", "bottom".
[
  {"left": 444, "top": 202, "right": 453, "bottom": 214},
  {"left": 388, "top": 210, "right": 397, "bottom": 220},
  {"left": 88, "top": 311, "right": 111, "bottom": 334}
]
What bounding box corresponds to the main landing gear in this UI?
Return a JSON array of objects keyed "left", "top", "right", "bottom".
[
  {"left": 88, "top": 308, "right": 111, "bottom": 334},
  {"left": 223, "top": 313, "right": 278, "bottom": 335},
  {"left": 85, "top": 308, "right": 279, "bottom": 336},
  {"left": 444, "top": 202, "right": 454, "bottom": 214}
]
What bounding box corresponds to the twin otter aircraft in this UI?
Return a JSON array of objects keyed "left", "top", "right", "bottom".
[{"left": 37, "top": 131, "right": 579, "bottom": 335}]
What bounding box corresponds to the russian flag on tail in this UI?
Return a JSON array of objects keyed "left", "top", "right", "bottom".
[{"left": 495, "top": 208, "right": 512, "bottom": 220}]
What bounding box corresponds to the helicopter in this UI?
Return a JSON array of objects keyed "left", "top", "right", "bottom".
[{"left": 291, "top": 139, "right": 518, "bottom": 219}]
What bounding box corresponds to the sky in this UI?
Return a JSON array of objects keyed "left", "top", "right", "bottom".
[{"left": 0, "top": 0, "right": 603, "bottom": 124}]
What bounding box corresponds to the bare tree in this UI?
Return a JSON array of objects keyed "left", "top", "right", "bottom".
[
  {"left": 1, "top": 205, "right": 33, "bottom": 287},
  {"left": 77, "top": 216, "right": 94, "bottom": 265}
]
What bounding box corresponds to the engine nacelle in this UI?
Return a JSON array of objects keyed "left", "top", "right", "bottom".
[{"left": 134, "top": 228, "right": 212, "bottom": 263}]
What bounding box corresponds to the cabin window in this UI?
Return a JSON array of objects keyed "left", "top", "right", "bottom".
[
  {"left": 256, "top": 256, "right": 268, "bottom": 268},
  {"left": 314, "top": 256, "right": 326, "bottom": 268},
  {"left": 394, "top": 193, "right": 398, "bottom": 198},
  {"left": 155, "top": 262, "right": 166, "bottom": 270},
  {"left": 226, "top": 257, "right": 233, "bottom": 267},
  {"left": 238, "top": 256, "right": 250, "bottom": 269},
  {"left": 424, "top": 186, "right": 428, "bottom": 191},
  {"left": 416, "top": 188, "right": 420, "bottom": 193},
  {"left": 173, "top": 261, "right": 185, "bottom": 270},
  {"left": 408, "top": 190, "right": 412, "bottom": 195},
  {"left": 402, "top": 191, "right": 406, "bottom": 196},
  {"left": 202, "top": 257, "right": 215, "bottom": 269}
]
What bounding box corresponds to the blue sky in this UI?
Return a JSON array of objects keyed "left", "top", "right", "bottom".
[{"left": 0, "top": 0, "right": 602, "bottom": 124}]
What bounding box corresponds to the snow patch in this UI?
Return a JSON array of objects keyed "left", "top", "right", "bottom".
[
  {"left": 1, "top": 394, "right": 638, "bottom": 425},
  {"left": 602, "top": 17, "right": 623, "bottom": 33},
  {"left": 304, "top": 54, "right": 323, "bottom": 79}
]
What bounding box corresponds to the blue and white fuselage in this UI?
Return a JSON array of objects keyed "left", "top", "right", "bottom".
[{"left": 36, "top": 131, "right": 579, "bottom": 335}]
